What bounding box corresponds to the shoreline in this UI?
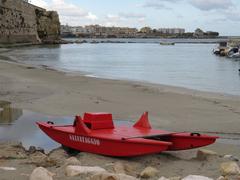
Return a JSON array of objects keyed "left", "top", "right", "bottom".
[
  {"left": 0, "top": 59, "right": 240, "bottom": 132},
  {"left": 0, "top": 37, "right": 229, "bottom": 47},
  {"left": 62, "top": 37, "right": 226, "bottom": 44},
  {"left": 0, "top": 59, "right": 240, "bottom": 114},
  {"left": 0, "top": 48, "right": 240, "bottom": 99}
]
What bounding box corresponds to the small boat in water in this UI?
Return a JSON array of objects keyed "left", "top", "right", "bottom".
[
  {"left": 160, "top": 42, "right": 175, "bottom": 45},
  {"left": 37, "top": 112, "right": 218, "bottom": 157},
  {"left": 227, "top": 47, "right": 240, "bottom": 58},
  {"left": 228, "top": 52, "right": 240, "bottom": 58}
]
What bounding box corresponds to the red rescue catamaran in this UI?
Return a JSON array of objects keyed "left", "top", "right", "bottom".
[{"left": 37, "top": 112, "right": 218, "bottom": 157}]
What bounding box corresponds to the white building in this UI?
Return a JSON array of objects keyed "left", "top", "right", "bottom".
[
  {"left": 60, "top": 25, "right": 73, "bottom": 34},
  {"left": 71, "top": 26, "right": 87, "bottom": 34},
  {"left": 158, "top": 28, "right": 185, "bottom": 34}
]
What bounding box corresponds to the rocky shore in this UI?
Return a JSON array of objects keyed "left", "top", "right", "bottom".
[{"left": 0, "top": 142, "right": 239, "bottom": 180}]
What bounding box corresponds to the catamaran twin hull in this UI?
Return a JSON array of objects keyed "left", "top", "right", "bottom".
[{"left": 37, "top": 112, "right": 218, "bottom": 157}]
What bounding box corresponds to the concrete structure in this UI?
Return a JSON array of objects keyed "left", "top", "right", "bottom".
[{"left": 0, "top": 0, "right": 60, "bottom": 44}]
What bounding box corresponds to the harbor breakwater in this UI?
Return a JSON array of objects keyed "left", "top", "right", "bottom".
[{"left": 0, "top": 0, "right": 60, "bottom": 44}]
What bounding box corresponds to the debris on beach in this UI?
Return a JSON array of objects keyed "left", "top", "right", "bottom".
[
  {"left": 0, "top": 167, "right": 16, "bottom": 171},
  {"left": 182, "top": 175, "right": 213, "bottom": 180}
]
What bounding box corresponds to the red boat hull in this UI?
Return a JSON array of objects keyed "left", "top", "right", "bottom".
[
  {"left": 37, "top": 122, "right": 171, "bottom": 157},
  {"left": 158, "top": 133, "right": 217, "bottom": 150},
  {"left": 36, "top": 112, "right": 218, "bottom": 157}
]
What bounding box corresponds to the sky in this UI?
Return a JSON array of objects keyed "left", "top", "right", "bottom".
[{"left": 30, "top": 0, "right": 240, "bottom": 36}]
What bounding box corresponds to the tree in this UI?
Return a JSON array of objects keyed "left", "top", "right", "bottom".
[{"left": 140, "top": 27, "right": 152, "bottom": 33}]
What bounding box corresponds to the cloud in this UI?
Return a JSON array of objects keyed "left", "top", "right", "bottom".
[
  {"left": 86, "top": 12, "right": 98, "bottom": 21},
  {"left": 142, "top": 1, "right": 172, "bottom": 10},
  {"left": 223, "top": 8, "right": 240, "bottom": 22},
  {"left": 31, "top": 0, "right": 98, "bottom": 25},
  {"left": 106, "top": 14, "right": 122, "bottom": 22},
  {"left": 50, "top": 0, "right": 87, "bottom": 17},
  {"left": 105, "top": 13, "right": 146, "bottom": 22},
  {"left": 142, "top": 0, "right": 234, "bottom": 11},
  {"left": 104, "top": 13, "right": 146, "bottom": 27},
  {"left": 119, "top": 13, "right": 146, "bottom": 19},
  {"left": 142, "top": 2, "right": 166, "bottom": 10},
  {"left": 31, "top": 0, "right": 146, "bottom": 27},
  {"left": 189, "top": 0, "right": 233, "bottom": 11},
  {"left": 30, "top": 0, "right": 48, "bottom": 8},
  {"left": 188, "top": 0, "right": 240, "bottom": 22}
]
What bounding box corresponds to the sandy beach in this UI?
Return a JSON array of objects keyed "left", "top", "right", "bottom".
[
  {"left": 0, "top": 59, "right": 240, "bottom": 179},
  {"left": 1, "top": 60, "right": 240, "bottom": 132}
]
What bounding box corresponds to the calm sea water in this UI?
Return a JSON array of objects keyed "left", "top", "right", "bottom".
[{"left": 2, "top": 39, "right": 240, "bottom": 95}]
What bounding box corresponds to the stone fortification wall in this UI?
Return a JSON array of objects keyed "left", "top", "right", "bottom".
[
  {"left": 0, "top": 0, "right": 60, "bottom": 44},
  {"left": 36, "top": 9, "right": 60, "bottom": 43}
]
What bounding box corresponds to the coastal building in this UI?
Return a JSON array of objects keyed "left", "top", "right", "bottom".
[
  {"left": 157, "top": 28, "right": 185, "bottom": 34},
  {"left": 60, "top": 24, "right": 138, "bottom": 38},
  {"left": 59, "top": 24, "right": 218, "bottom": 39},
  {"left": 85, "top": 25, "right": 100, "bottom": 34},
  {"left": 71, "top": 26, "right": 87, "bottom": 35},
  {"left": 85, "top": 25, "right": 138, "bottom": 37},
  {"left": 60, "top": 25, "right": 73, "bottom": 34},
  {"left": 60, "top": 25, "right": 75, "bottom": 37}
]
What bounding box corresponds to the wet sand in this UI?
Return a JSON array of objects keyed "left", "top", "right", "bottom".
[{"left": 0, "top": 59, "right": 240, "bottom": 179}]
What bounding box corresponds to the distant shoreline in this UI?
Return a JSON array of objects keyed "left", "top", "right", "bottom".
[
  {"left": 61, "top": 37, "right": 230, "bottom": 44},
  {"left": 0, "top": 37, "right": 236, "bottom": 48}
]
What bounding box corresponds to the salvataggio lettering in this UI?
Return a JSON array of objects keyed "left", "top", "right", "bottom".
[{"left": 69, "top": 135, "right": 100, "bottom": 146}]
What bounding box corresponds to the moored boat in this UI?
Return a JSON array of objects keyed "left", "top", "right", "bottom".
[
  {"left": 227, "top": 47, "right": 240, "bottom": 58},
  {"left": 160, "top": 42, "right": 175, "bottom": 45},
  {"left": 228, "top": 52, "right": 240, "bottom": 58},
  {"left": 213, "top": 41, "right": 229, "bottom": 56},
  {"left": 37, "top": 112, "right": 218, "bottom": 157}
]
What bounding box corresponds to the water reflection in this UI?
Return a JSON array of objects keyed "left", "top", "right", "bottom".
[
  {"left": 0, "top": 101, "right": 23, "bottom": 125},
  {"left": 0, "top": 101, "right": 73, "bottom": 151},
  {"left": 0, "top": 103, "right": 131, "bottom": 151}
]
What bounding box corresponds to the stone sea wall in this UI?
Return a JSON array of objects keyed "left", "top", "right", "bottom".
[{"left": 0, "top": 0, "right": 60, "bottom": 44}]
